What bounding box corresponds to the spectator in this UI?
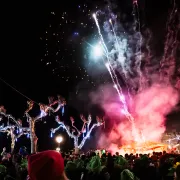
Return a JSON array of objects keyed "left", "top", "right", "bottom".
[{"left": 28, "top": 150, "right": 68, "bottom": 180}]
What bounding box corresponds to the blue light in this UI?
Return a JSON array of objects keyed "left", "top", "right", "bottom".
[
  {"left": 74, "top": 32, "right": 79, "bottom": 36},
  {"left": 62, "top": 106, "right": 64, "bottom": 116},
  {"left": 50, "top": 132, "right": 53, "bottom": 138}
]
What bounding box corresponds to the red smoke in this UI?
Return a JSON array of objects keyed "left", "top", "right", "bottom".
[{"left": 90, "top": 84, "right": 179, "bottom": 154}]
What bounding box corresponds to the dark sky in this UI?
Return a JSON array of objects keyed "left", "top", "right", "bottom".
[{"left": 0, "top": 0, "right": 179, "bottom": 151}]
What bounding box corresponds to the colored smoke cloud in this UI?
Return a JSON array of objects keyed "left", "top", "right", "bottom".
[{"left": 90, "top": 83, "right": 179, "bottom": 154}]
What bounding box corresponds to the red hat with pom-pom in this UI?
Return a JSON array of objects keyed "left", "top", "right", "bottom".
[{"left": 28, "top": 150, "right": 64, "bottom": 180}]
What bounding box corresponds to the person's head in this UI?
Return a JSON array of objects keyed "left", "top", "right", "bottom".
[
  {"left": 28, "top": 150, "right": 68, "bottom": 180},
  {"left": 121, "top": 169, "right": 139, "bottom": 180}
]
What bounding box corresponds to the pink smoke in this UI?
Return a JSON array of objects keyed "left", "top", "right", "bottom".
[{"left": 90, "top": 84, "right": 179, "bottom": 154}]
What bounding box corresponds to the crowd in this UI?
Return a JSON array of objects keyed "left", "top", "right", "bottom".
[{"left": 0, "top": 146, "right": 180, "bottom": 180}]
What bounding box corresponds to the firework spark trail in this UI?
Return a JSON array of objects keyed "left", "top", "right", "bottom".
[
  {"left": 160, "top": 0, "right": 179, "bottom": 83},
  {"left": 107, "top": 61, "right": 140, "bottom": 141},
  {"left": 93, "top": 13, "right": 109, "bottom": 54},
  {"left": 93, "top": 13, "right": 128, "bottom": 112},
  {"left": 93, "top": 14, "right": 139, "bottom": 140},
  {"left": 93, "top": 13, "right": 141, "bottom": 141},
  {"left": 93, "top": 13, "right": 124, "bottom": 98},
  {"left": 105, "top": 62, "right": 122, "bottom": 97},
  {"left": 105, "top": 58, "right": 128, "bottom": 114},
  {"left": 109, "top": 19, "right": 125, "bottom": 72},
  {"left": 132, "top": 1, "right": 152, "bottom": 139},
  {"left": 93, "top": 13, "right": 121, "bottom": 91},
  {"left": 89, "top": 2, "right": 179, "bottom": 153},
  {"left": 109, "top": 18, "right": 132, "bottom": 101}
]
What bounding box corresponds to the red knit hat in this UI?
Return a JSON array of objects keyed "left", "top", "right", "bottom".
[{"left": 28, "top": 150, "right": 64, "bottom": 180}]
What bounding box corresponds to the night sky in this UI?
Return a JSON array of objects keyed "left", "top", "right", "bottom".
[{"left": 0, "top": 0, "right": 180, "bottom": 152}]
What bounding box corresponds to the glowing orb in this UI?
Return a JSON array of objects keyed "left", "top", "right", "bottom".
[
  {"left": 56, "top": 136, "right": 63, "bottom": 143},
  {"left": 94, "top": 45, "right": 103, "bottom": 57},
  {"left": 56, "top": 147, "right": 60, "bottom": 152}
]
